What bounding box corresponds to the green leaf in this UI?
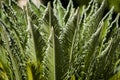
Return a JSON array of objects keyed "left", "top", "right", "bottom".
[
  {"left": 53, "top": 0, "right": 66, "bottom": 26},
  {"left": 0, "top": 19, "right": 27, "bottom": 80}
]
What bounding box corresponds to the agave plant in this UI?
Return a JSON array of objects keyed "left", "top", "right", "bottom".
[{"left": 0, "top": 0, "right": 120, "bottom": 80}]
